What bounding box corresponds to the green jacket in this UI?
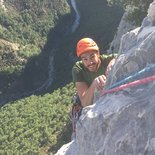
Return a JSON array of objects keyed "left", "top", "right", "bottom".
[{"left": 72, "top": 54, "right": 116, "bottom": 87}]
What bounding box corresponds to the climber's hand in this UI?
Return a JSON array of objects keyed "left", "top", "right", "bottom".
[
  {"left": 106, "top": 58, "right": 116, "bottom": 76},
  {"left": 93, "top": 75, "right": 106, "bottom": 91}
]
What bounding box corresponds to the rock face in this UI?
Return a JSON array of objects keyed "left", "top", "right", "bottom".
[
  {"left": 56, "top": 1, "right": 155, "bottom": 155},
  {"left": 108, "top": 12, "right": 136, "bottom": 54}
]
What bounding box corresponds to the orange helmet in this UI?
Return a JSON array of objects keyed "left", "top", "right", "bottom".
[{"left": 76, "top": 38, "right": 99, "bottom": 57}]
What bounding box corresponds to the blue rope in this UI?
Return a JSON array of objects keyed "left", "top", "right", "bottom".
[{"left": 108, "top": 64, "right": 155, "bottom": 89}]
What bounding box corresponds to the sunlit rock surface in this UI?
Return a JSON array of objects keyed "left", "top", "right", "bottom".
[{"left": 108, "top": 12, "right": 135, "bottom": 54}]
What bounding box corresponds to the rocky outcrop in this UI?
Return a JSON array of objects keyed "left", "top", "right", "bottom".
[
  {"left": 0, "top": 39, "right": 25, "bottom": 71},
  {"left": 0, "top": 0, "right": 7, "bottom": 11},
  {"left": 56, "top": 1, "right": 155, "bottom": 155},
  {"left": 0, "top": 39, "right": 20, "bottom": 52},
  {"left": 108, "top": 11, "right": 136, "bottom": 53}
]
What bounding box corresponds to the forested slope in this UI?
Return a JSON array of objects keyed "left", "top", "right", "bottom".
[{"left": 0, "top": 83, "right": 74, "bottom": 154}]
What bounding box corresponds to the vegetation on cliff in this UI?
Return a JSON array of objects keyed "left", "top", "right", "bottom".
[
  {"left": 0, "top": 0, "right": 70, "bottom": 65},
  {"left": 0, "top": 0, "right": 71, "bottom": 95},
  {"left": 107, "top": 0, "right": 153, "bottom": 25}
]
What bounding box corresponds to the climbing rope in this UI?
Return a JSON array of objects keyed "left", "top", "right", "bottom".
[
  {"left": 100, "top": 64, "right": 155, "bottom": 96},
  {"left": 108, "top": 64, "right": 155, "bottom": 89},
  {"left": 100, "top": 75, "right": 155, "bottom": 96}
]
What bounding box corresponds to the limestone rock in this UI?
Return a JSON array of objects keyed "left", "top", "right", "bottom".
[
  {"left": 107, "top": 26, "right": 155, "bottom": 87},
  {"left": 147, "top": 0, "right": 155, "bottom": 24},
  {"left": 0, "top": 39, "right": 20, "bottom": 52},
  {"left": 0, "top": 0, "right": 7, "bottom": 11},
  {"left": 108, "top": 12, "right": 136, "bottom": 54},
  {"left": 142, "top": 0, "right": 155, "bottom": 27}
]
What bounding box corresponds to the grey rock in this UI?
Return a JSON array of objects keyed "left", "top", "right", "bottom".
[
  {"left": 141, "top": 0, "right": 155, "bottom": 27},
  {"left": 107, "top": 26, "right": 155, "bottom": 87},
  {"left": 108, "top": 12, "right": 136, "bottom": 54}
]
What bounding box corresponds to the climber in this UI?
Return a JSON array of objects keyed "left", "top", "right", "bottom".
[
  {"left": 71, "top": 37, "right": 117, "bottom": 135},
  {"left": 72, "top": 37, "right": 117, "bottom": 107}
]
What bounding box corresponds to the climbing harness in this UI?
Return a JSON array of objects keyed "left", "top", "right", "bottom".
[{"left": 70, "top": 93, "right": 83, "bottom": 133}]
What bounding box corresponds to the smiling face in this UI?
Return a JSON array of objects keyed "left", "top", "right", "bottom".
[{"left": 80, "top": 50, "right": 101, "bottom": 72}]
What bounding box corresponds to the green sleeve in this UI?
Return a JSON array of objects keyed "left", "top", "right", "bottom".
[{"left": 72, "top": 63, "right": 85, "bottom": 83}]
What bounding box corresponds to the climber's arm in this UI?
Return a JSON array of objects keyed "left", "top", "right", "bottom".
[
  {"left": 76, "top": 75, "right": 106, "bottom": 107},
  {"left": 75, "top": 82, "right": 94, "bottom": 107}
]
